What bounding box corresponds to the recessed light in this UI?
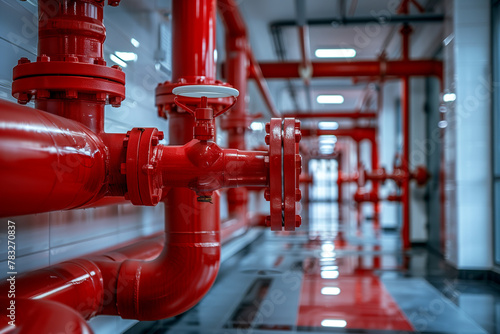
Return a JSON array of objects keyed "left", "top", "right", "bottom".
[
  {"left": 321, "top": 319, "right": 347, "bottom": 328},
  {"left": 130, "top": 38, "right": 140, "bottom": 48},
  {"left": 321, "top": 287, "right": 341, "bottom": 295},
  {"left": 315, "top": 48, "right": 356, "bottom": 58},
  {"left": 318, "top": 122, "right": 339, "bottom": 130},
  {"left": 317, "top": 95, "right": 344, "bottom": 104}
]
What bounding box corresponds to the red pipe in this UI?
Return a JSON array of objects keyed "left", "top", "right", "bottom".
[
  {"left": 0, "top": 99, "right": 107, "bottom": 218},
  {"left": 218, "top": 0, "right": 280, "bottom": 118},
  {"left": 301, "top": 127, "right": 376, "bottom": 142},
  {"left": 401, "top": 24, "right": 413, "bottom": 250},
  {"left": 255, "top": 60, "right": 443, "bottom": 79},
  {"left": 283, "top": 111, "right": 377, "bottom": 119},
  {"left": 107, "top": 0, "right": 222, "bottom": 321}
]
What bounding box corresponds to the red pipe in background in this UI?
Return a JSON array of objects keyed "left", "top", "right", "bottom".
[
  {"left": 218, "top": 0, "right": 281, "bottom": 118},
  {"left": 283, "top": 111, "right": 378, "bottom": 119},
  {"left": 301, "top": 127, "right": 376, "bottom": 143},
  {"left": 254, "top": 60, "right": 443, "bottom": 79},
  {"left": 0, "top": 99, "right": 108, "bottom": 217},
  {"left": 222, "top": 19, "right": 250, "bottom": 220},
  {"left": 400, "top": 24, "right": 413, "bottom": 250}
]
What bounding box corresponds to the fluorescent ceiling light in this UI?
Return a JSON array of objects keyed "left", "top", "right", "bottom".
[
  {"left": 315, "top": 48, "right": 356, "bottom": 58},
  {"left": 443, "top": 93, "right": 456, "bottom": 102},
  {"left": 115, "top": 51, "right": 138, "bottom": 62},
  {"left": 110, "top": 54, "right": 127, "bottom": 68},
  {"left": 317, "top": 95, "right": 344, "bottom": 104},
  {"left": 321, "top": 270, "right": 339, "bottom": 279},
  {"left": 321, "top": 319, "right": 347, "bottom": 328},
  {"left": 130, "top": 38, "right": 140, "bottom": 48},
  {"left": 318, "top": 121, "right": 339, "bottom": 130},
  {"left": 438, "top": 120, "right": 448, "bottom": 129},
  {"left": 250, "top": 121, "right": 264, "bottom": 131},
  {"left": 321, "top": 287, "right": 341, "bottom": 295}
]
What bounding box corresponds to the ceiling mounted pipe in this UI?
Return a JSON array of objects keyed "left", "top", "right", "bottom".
[
  {"left": 270, "top": 14, "right": 444, "bottom": 28},
  {"left": 255, "top": 60, "right": 443, "bottom": 79},
  {"left": 283, "top": 111, "right": 377, "bottom": 119}
]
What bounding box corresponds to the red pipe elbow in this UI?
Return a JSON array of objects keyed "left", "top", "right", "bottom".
[{"left": 114, "top": 190, "right": 220, "bottom": 320}]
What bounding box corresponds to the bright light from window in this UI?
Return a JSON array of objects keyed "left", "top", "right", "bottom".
[
  {"left": 320, "top": 251, "right": 336, "bottom": 258},
  {"left": 321, "top": 319, "right": 347, "bottom": 328},
  {"left": 321, "top": 243, "right": 335, "bottom": 252},
  {"left": 320, "top": 145, "right": 335, "bottom": 155},
  {"left": 250, "top": 121, "right": 264, "bottom": 131},
  {"left": 110, "top": 54, "right": 127, "bottom": 68},
  {"left": 318, "top": 122, "right": 339, "bottom": 130},
  {"left": 319, "top": 136, "right": 338, "bottom": 146},
  {"left": 321, "top": 287, "right": 341, "bottom": 295},
  {"left": 315, "top": 48, "right": 356, "bottom": 58},
  {"left": 130, "top": 38, "right": 140, "bottom": 48},
  {"left": 321, "top": 270, "right": 339, "bottom": 279},
  {"left": 115, "top": 52, "right": 138, "bottom": 62},
  {"left": 317, "top": 95, "right": 344, "bottom": 104},
  {"left": 321, "top": 266, "right": 339, "bottom": 271},
  {"left": 443, "top": 93, "right": 456, "bottom": 102}
]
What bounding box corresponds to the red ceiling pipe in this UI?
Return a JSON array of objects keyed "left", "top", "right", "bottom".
[
  {"left": 255, "top": 60, "right": 443, "bottom": 79},
  {"left": 283, "top": 111, "right": 377, "bottom": 119},
  {"left": 0, "top": 99, "right": 108, "bottom": 217}
]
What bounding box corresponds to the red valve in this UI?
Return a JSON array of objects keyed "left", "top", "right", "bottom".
[
  {"left": 172, "top": 85, "right": 238, "bottom": 142},
  {"left": 264, "top": 118, "right": 302, "bottom": 231}
]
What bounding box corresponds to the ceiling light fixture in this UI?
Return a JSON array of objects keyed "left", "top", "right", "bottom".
[
  {"left": 317, "top": 95, "right": 344, "bottom": 104},
  {"left": 315, "top": 48, "right": 356, "bottom": 58}
]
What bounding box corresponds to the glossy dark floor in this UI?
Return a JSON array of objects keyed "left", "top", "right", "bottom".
[{"left": 127, "top": 203, "right": 500, "bottom": 334}]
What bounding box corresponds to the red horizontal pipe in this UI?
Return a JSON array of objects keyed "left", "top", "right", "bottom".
[
  {"left": 301, "top": 127, "right": 376, "bottom": 142},
  {"left": 159, "top": 141, "right": 268, "bottom": 192},
  {"left": 283, "top": 111, "right": 377, "bottom": 119},
  {"left": 0, "top": 99, "right": 107, "bottom": 217},
  {"left": 255, "top": 60, "right": 443, "bottom": 79}
]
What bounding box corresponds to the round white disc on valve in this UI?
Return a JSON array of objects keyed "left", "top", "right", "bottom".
[{"left": 172, "top": 85, "right": 239, "bottom": 98}]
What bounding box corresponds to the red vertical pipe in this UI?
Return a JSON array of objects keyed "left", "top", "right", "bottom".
[
  {"left": 401, "top": 24, "right": 412, "bottom": 250},
  {"left": 172, "top": 0, "right": 216, "bottom": 82},
  {"left": 225, "top": 35, "right": 249, "bottom": 217},
  {"left": 35, "top": 0, "right": 109, "bottom": 134}
]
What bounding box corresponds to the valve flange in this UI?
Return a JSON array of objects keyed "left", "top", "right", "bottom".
[{"left": 264, "top": 118, "right": 302, "bottom": 231}]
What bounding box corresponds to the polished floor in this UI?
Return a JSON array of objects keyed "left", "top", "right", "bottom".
[{"left": 126, "top": 203, "right": 500, "bottom": 334}]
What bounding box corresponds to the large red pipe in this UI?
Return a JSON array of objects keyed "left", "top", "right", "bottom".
[
  {"left": 255, "top": 60, "right": 443, "bottom": 79},
  {"left": 0, "top": 99, "right": 107, "bottom": 217},
  {"left": 106, "top": 0, "right": 221, "bottom": 321}
]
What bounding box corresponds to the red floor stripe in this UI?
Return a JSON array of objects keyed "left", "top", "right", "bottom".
[{"left": 296, "top": 257, "right": 414, "bottom": 331}]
